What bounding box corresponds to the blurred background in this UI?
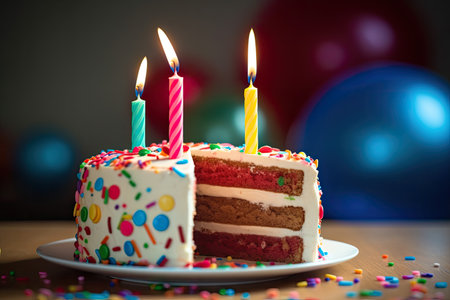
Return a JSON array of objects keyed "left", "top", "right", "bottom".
[{"left": 0, "top": 0, "right": 449, "bottom": 220}]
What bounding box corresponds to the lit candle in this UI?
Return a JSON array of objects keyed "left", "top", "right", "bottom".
[
  {"left": 158, "top": 28, "right": 183, "bottom": 159},
  {"left": 132, "top": 57, "right": 148, "bottom": 149},
  {"left": 244, "top": 29, "right": 258, "bottom": 154}
]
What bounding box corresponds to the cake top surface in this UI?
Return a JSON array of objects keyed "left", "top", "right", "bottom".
[
  {"left": 79, "top": 142, "right": 318, "bottom": 172},
  {"left": 188, "top": 142, "right": 319, "bottom": 171},
  {"left": 78, "top": 144, "right": 193, "bottom": 176}
]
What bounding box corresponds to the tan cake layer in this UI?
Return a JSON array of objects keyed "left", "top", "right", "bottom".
[
  {"left": 193, "top": 156, "right": 304, "bottom": 196},
  {"left": 195, "top": 195, "right": 305, "bottom": 231}
]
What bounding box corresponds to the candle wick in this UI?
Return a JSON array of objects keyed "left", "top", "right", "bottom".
[{"left": 135, "top": 86, "right": 143, "bottom": 99}]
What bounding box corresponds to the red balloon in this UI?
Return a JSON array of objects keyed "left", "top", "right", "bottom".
[
  {"left": 141, "top": 62, "right": 210, "bottom": 138},
  {"left": 241, "top": 0, "right": 430, "bottom": 136}
]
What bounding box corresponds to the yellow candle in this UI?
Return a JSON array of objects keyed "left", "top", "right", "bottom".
[{"left": 244, "top": 29, "right": 258, "bottom": 154}]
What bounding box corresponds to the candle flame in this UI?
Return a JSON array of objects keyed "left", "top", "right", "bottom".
[
  {"left": 158, "top": 28, "right": 179, "bottom": 73},
  {"left": 247, "top": 29, "right": 257, "bottom": 84},
  {"left": 135, "top": 57, "right": 147, "bottom": 98}
]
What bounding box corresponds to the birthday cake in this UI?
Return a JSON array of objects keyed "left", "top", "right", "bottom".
[{"left": 73, "top": 143, "right": 324, "bottom": 267}]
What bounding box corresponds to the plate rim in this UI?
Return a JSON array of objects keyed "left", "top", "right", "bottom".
[{"left": 36, "top": 237, "right": 359, "bottom": 276}]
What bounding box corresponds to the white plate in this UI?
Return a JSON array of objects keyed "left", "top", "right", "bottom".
[{"left": 37, "top": 238, "right": 358, "bottom": 285}]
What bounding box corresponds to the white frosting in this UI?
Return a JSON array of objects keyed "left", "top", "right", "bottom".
[
  {"left": 191, "top": 145, "right": 320, "bottom": 262},
  {"left": 75, "top": 148, "right": 195, "bottom": 267}
]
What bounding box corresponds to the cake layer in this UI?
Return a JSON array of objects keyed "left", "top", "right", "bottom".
[
  {"left": 193, "top": 156, "right": 304, "bottom": 196},
  {"left": 195, "top": 195, "right": 305, "bottom": 231},
  {"left": 195, "top": 221, "right": 319, "bottom": 262},
  {"left": 194, "top": 229, "right": 303, "bottom": 263}
]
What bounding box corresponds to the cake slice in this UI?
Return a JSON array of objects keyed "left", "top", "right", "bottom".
[
  {"left": 190, "top": 143, "right": 324, "bottom": 263},
  {"left": 73, "top": 145, "right": 195, "bottom": 267}
]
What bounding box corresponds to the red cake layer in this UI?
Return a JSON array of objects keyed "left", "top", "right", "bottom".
[
  {"left": 194, "top": 229, "right": 303, "bottom": 263},
  {"left": 193, "top": 156, "right": 304, "bottom": 196}
]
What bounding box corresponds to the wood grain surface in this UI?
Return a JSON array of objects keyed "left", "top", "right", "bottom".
[{"left": 0, "top": 221, "right": 449, "bottom": 299}]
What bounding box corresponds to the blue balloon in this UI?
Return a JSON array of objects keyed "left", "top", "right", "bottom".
[
  {"left": 287, "top": 63, "right": 450, "bottom": 219},
  {"left": 15, "top": 129, "right": 76, "bottom": 192}
]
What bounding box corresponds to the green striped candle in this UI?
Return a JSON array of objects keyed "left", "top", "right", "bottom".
[{"left": 132, "top": 57, "right": 147, "bottom": 149}]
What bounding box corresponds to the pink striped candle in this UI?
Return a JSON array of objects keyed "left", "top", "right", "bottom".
[
  {"left": 158, "top": 28, "right": 184, "bottom": 159},
  {"left": 169, "top": 72, "right": 183, "bottom": 159}
]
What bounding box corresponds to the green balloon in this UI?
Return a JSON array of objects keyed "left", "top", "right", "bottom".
[{"left": 185, "top": 93, "right": 281, "bottom": 147}]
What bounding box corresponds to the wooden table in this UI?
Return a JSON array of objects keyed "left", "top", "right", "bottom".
[{"left": 0, "top": 221, "right": 449, "bottom": 299}]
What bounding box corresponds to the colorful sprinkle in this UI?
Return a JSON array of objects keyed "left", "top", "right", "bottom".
[
  {"left": 145, "top": 201, "right": 156, "bottom": 209},
  {"left": 109, "top": 185, "right": 120, "bottom": 200},
  {"left": 103, "top": 188, "right": 109, "bottom": 204},
  {"left": 325, "top": 274, "right": 337, "bottom": 280},
  {"left": 339, "top": 281, "right": 354, "bottom": 286},
  {"left": 132, "top": 210, "right": 147, "bottom": 226},
  {"left": 209, "top": 144, "right": 221, "bottom": 150},
  {"left": 156, "top": 255, "right": 168, "bottom": 266},
  {"left": 121, "top": 170, "right": 131, "bottom": 178},
  {"left": 176, "top": 159, "right": 188, "bottom": 164},
  {"left": 165, "top": 238, "right": 172, "bottom": 249},
  {"left": 417, "top": 278, "right": 427, "bottom": 284},
  {"left": 388, "top": 262, "right": 394, "bottom": 266},
  {"left": 153, "top": 214, "right": 170, "bottom": 231},
  {"left": 158, "top": 195, "right": 175, "bottom": 211},
  {"left": 381, "top": 254, "right": 388, "bottom": 259},
  {"left": 88, "top": 204, "right": 101, "bottom": 223},
  {"left": 354, "top": 269, "right": 363, "bottom": 274},
  {"left": 138, "top": 149, "right": 150, "bottom": 156},
  {"left": 80, "top": 207, "right": 88, "bottom": 222},
  {"left": 346, "top": 291, "right": 357, "bottom": 298},
  {"left": 130, "top": 240, "right": 141, "bottom": 258},
  {"left": 123, "top": 241, "right": 134, "bottom": 256},
  {"left": 100, "top": 235, "right": 109, "bottom": 244},
  {"left": 277, "top": 176, "right": 284, "bottom": 186},
  {"left": 178, "top": 226, "right": 185, "bottom": 243},
  {"left": 99, "top": 244, "right": 110, "bottom": 260},
  {"left": 94, "top": 178, "right": 104, "bottom": 191},
  {"left": 120, "top": 220, "right": 134, "bottom": 236},
  {"left": 435, "top": 282, "right": 447, "bottom": 288},
  {"left": 405, "top": 256, "right": 416, "bottom": 261},
  {"left": 143, "top": 223, "right": 156, "bottom": 245},
  {"left": 296, "top": 281, "right": 307, "bottom": 287},
  {"left": 172, "top": 167, "right": 186, "bottom": 178}
]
